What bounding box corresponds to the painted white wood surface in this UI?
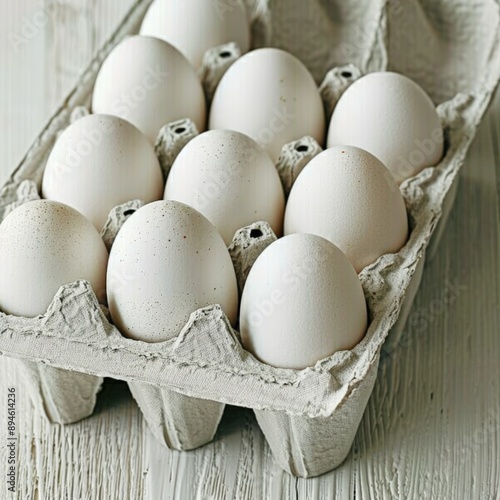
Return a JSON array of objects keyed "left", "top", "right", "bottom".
[{"left": 0, "top": 2, "right": 499, "bottom": 499}]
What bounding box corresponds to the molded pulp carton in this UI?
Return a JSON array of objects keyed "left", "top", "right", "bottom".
[{"left": 1, "top": 0, "right": 499, "bottom": 478}]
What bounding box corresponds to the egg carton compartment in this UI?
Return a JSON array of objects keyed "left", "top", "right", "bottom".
[
  {"left": 0, "top": 0, "right": 499, "bottom": 479},
  {"left": 0, "top": 123, "right": 364, "bottom": 462},
  {"left": 0, "top": 98, "right": 487, "bottom": 476}
]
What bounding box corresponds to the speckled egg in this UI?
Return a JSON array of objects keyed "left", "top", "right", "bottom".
[
  {"left": 42, "top": 114, "right": 164, "bottom": 231},
  {"left": 92, "top": 35, "right": 206, "bottom": 143},
  {"left": 0, "top": 200, "right": 108, "bottom": 317},
  {"left": 209, "top": 48, "right": 325, "bottom": 163},
  {"left": 240, "top": 233, "right": 367, "bottom": 370},
  {"left": 327, "top": 72, "right": 444, "bottom": 183},
  {"left": 284, "top": 146, "right": 409, "bottom": 273},
  {"left": 140, "top": 0, "right": 250, "bottom": 69},
  {"left": 107, "top": 200, "right": 238, "bottom": 342},
  {"left": 164, "top": 130, "right": 285, "bottom": 245}
]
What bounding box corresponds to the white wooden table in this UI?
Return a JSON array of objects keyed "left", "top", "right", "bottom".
[{"left": 1, "top": 2, "right": 499, "bottom": 499}]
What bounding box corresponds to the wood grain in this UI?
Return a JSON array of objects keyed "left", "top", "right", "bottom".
[
  {"left": 0, "top": 2, "right": 499, "bottom": 499},
  {"left": 0, "top": 0, "right": 49, "bottom": 181}
]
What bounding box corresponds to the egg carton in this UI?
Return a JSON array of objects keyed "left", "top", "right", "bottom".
[{"left": 1, "top": 0, "right": 499, "bottom": 479}]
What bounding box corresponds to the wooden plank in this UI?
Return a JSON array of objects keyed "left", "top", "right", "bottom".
[
  {"left": 355, "top": 89, "right": 500, "bottom": 499},
  {"left": 0, "top": 0, "right": 49, "bottom": 183},
  {"left": 0, "top": 0, "right": 136, "bottom": 184},
  {"left": 44, "top": 0, "right": 137, "bottom": 111}
]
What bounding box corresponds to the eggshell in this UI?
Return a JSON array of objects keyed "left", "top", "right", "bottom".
[
  {"left": 240, "top": 233, "right": 367, "bottom": 370},
  {"left": 140, "top": 0, "right": 250, "bottom": 69},
  {"left": 0, "top": 200, "right": 108, "bottom": 317},
  {"left": 42, "top": 114, "right": 163, "bottom": 231},
  {"left": 284, "top": 146, "right": 409, "bottom": 273},
  {"left": 164, "top": 130, "right": 285, "bottom": 245},
  {"left": 92, "top": 36, "right": 206, "bottom": 143},
  {"left": 107, "top": 200, "right": 238, "bottom": 342},
  {"left": 327, "top": 72, "right": 444, "bottom": 183},
  {"left": 209, "top": 48, "right": 325, "bottom": 163}
]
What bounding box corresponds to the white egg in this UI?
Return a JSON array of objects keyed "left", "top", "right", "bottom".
[
  {"left": 140, "top": 0, "right": 250, "bottom": 69},
  {"left": 42, "top": 114, "right": 163, "bottom": 231},
  {"left": 164, "top": 130, "right": 285, "bottom": 246},
  {"left": 327, "top": 72, "right": 444, "bottom": 183},
  {"left": 107, "top": 200, "right": 238, "bottom": 342},
  {"left": 0, "top": 200, "right": 108, "bottom": 317},
  {"left": 209, "top": 48, "right": 325, "bottom": 163},
  {"left": 240, "top": 233, "right": 367, "bottom": 370},
  {"left": 92, "top": 36, "right": 206, "bottom": 143},
  {"left": 284, "top": 146, "right": 408, "bottom": 273}
]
